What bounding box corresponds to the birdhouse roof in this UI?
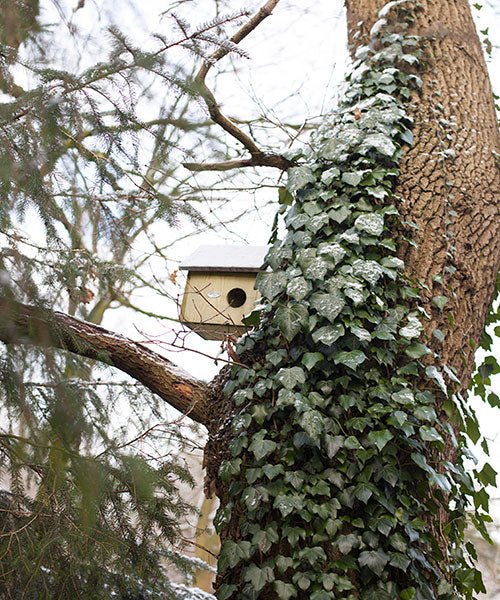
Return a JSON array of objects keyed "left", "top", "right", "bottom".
[{"left": 179, "top": 245, "right": 268, "bottom": 273}]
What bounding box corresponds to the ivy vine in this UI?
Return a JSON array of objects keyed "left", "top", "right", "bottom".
[{"left": 215, "top": 2, "right": 496, "bottom": 599}]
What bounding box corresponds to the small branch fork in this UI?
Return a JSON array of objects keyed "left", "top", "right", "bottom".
[{"left": 183, "top": 0, "right": 293, "bottom": 173}]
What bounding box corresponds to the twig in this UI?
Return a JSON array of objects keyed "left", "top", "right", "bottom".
[{"left": 184, "top": 0, "right": 292, "bottom": 173}]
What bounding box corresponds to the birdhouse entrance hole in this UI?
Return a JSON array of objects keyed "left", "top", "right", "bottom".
[{"left": 227, "top": 287, "right": 247, "bottom": 308}]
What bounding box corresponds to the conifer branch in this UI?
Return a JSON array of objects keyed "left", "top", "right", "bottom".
[{"left": 0, "top": 297, "right": 209, "bottom": 425}]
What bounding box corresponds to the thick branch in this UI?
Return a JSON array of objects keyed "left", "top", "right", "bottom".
[
  {"left": 189, "top": 0, "right": 291, "bottom": 171},
  {"left": 0, "top": 296, "right": 209, "bottom": 425}
]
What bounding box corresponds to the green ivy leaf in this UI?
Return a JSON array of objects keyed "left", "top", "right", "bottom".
[
  {"left": 367, "top": 429, "right": 394, "bottom": 451},
  {"left": 256, "top": 271, "right": 287, "bottom": 300},
  {"left": 302, "top": 352, "right": 324, "bottom": 370},
  {"left": 342, "top": 171, "right": 363, "bottom": 186},
  {"left": 419, "top": 426, "right": 444, "bottom": 444},
  {"left": 275, "top": 303, "right": 309, "bottom": 341},
  {"left": 477, "top": 462, "right": 497, "bottom": 487},
  {"left": 358, "top": 549, "right": 389, "bottom": 575},
  {"left": 354, "top": 213, "right": 384, "bottom": 236},
  {"left": 274, "top": 494, "right": 304, "bottom": 517},
  {"left": 278, "top": 186, "right": 294, "bottom": 205},
  {"left": 404, "top": 342, "right": 430, "bottom": 359},
  {"left": 274, "top": 581, "right": 297, "bottom": 600},
  {"left": 244, "top": 564, "right": 275, "bottom": 592},
  {"left": 248, "top": 438, "right": 277, "bottom": 461},
  {"left": 432, "top": 295, "right": 449, "bottom": 310},
  {"left": 310, "top": 292, "right": 345, "bottom": 322},
  {"left": 312, "top": 324, "right": 345, "bottom": 345},
  {"left": 334, "top": 349, "right": 367, "bottom": 370},
  {"left": 287, "top": 166, "right": 316, "bottom": 192},
  {"left": 276, "top": 366, "right": 306, "bottom": 390}
]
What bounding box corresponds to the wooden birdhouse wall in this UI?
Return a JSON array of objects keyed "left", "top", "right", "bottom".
[{"left": 180, "top": 271, "right": 260, "bottom": 340}]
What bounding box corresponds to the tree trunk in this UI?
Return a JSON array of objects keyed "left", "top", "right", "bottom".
[{"left": 209, "top": 1, "right": 500, "bottom": 598}]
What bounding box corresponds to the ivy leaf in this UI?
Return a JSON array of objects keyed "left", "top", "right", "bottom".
[
  {"left": 248, "top": 438, "right": 277, "bottom": 461},
  {"left": 352, "top": 259, "right": 384, "bottom": 286},
  {"left": 358, "top": 549, "right": 389, "bottom": 575},
  {"left": 342, "top": 171, "right": 363, "bottom": 186},
  {"left": 354, "top": 483, "right": 373, "bottom": 503},
  {"left": 477, "top": 462, "right": 497, "bottom": 487},
  {"left": 405, "top": 342, "right": 430, "bottom": 359},
  {"left": 274, "top": 581, "right": 297, "bottom": 600},
  {"left": 218, "top": 584, "right": 237, "bottom": 600},
  {"left": 312, "top": 324, "right": 345, "bottom": 345},
  {"left": 389, "top": 552, "right": 411, "bottom": 571},
  {"left": 354, "top": 213, "right": 384, "bottom": 236},
  {"left": 399, "top": 315, "right": 422, "bottom": 339},
  {"left": 274, "top": 494, "right": 304, "bottom": 517},
  {"left": 278, "top": 186, "right": 294, "bottom": 205},
  {"left": 299, "top": 410, "right": 324, "bottom": 438},
  {"left": 391, "top": 388, "right": 414, "bottom": 405},
  {"left": 321, "top": 166, "right": 341, "bottom": 184},
  {"left": 360, "top": 132, "right": 397, "bottom": 156},
  {"left": 287, "top": 166, "right": 316, "bottom": 192},
  {"left": 298, "top": 546, "right": 327, "bottom": 564},
  {"left": 329, "top": 205, "right": 351, "bottom": 223},
  {"left": 244, "top": 564, "right": 275, "bottom": 592},
  {"left": 287, "top": 276, "right": 310, "bottom": 301},
  {"left": 367, "top": 429, "right": 394, "bottom": 451},
  {"left": 325, "top": 435, "right": 345, "bottom": 458},
  {"left": 256, "top": 271, "right": 287, "bottom": 300},
  {"left": 276, "top": 367, "right": 306, "bottom": 390},
  {"left": 310, "top": 292, "right": 345, "bottom": 322},
  {"left": 350, "top": 325, "right": 371, "bottom": 342},
  {"left": 302, "top": 352, "right": 324, "bottom": 370},
  {"left": 276, "top": 556, "right": 294, "bottom": 573},
  {"left": 420, "top": 425, "right": 444, "bottom": 444},
  {"left": 344, "top": 436, "right": 363, "bottom": 450},
  {"left": 275, "top": 303, "right": 309, "bottom": 341},
  {"left": 334, "top": 349, "right": 367, "bottom": 370},
  {"left": 262, "top": 464, "right": 284, "bottom": 480},
  {"left": 337, "top": 533, "right": 359, "bottom": 554},
  {"left": 425, "top": 366, "right": 448, "bottom": 395},
  {"left": 432, "top": 295, "right": 448, "bottom": 310}
]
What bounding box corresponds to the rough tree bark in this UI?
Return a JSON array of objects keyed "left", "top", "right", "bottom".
[{"left": 0, "top": 0, "right": 498, "bottom": 597}]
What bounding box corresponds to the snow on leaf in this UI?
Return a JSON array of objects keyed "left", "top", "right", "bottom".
[
  {"left": 399, "top": 315, "right": 422, "bottom": 339},
  {"left": 342, "top": 171, "right": 363, "bottom": 186},
  {"left": 287, "top": 276, "right": 310, "bottom": 301},
  {"left": 276, "top": 366, "right": 306, "bottom": 390},
  {"left": 312, "top": 324, "right": 345, "bottom": 346},
  {"left": 360, "top": 132, "right": 397, "bottom": 156},
  {"left": 318, "top": 243, "right": 346, "bottom": 265},
  {"left": 310, "top": 292, "right": 346, "bottom": 322},
  {"left": 425, "top": 366, "right": 448, "bottom": 396},
  {"left": 352, "top": 259, "right": 384, "bottom": 286},
  {"left": 256, "top": 271, "right": 287, "bottom": 300},
  {"left": 287, "top": 166, "right": 316, "bottom": 193},
  {"left": 354, "top": 213, "right": 384, "bottom": 236},
  {"left": 334, "top": 349, "right": 367, "bottom": 370}
]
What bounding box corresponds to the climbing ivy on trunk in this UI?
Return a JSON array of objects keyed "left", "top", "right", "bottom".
[{"left": 215, "top": 2, "right": 491, "bottom": 598}]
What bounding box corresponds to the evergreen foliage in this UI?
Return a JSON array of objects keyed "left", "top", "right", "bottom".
[{"left": 0, "top": 1, "right": 245, "bottom": 596}]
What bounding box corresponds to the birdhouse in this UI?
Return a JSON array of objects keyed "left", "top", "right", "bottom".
[{"left": 179, "top": 245, "right": 268, "bottom": 340}]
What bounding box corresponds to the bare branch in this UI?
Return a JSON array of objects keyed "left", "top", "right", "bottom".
[
  {"left": 183, "top": 152, "right": 292, "bottom": 172},
  {"left": 0, "top": 296, "right": 209, "bottom": 425},
  {"left": 190, "top": 0, "right": 292, "bottom": 171}
]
